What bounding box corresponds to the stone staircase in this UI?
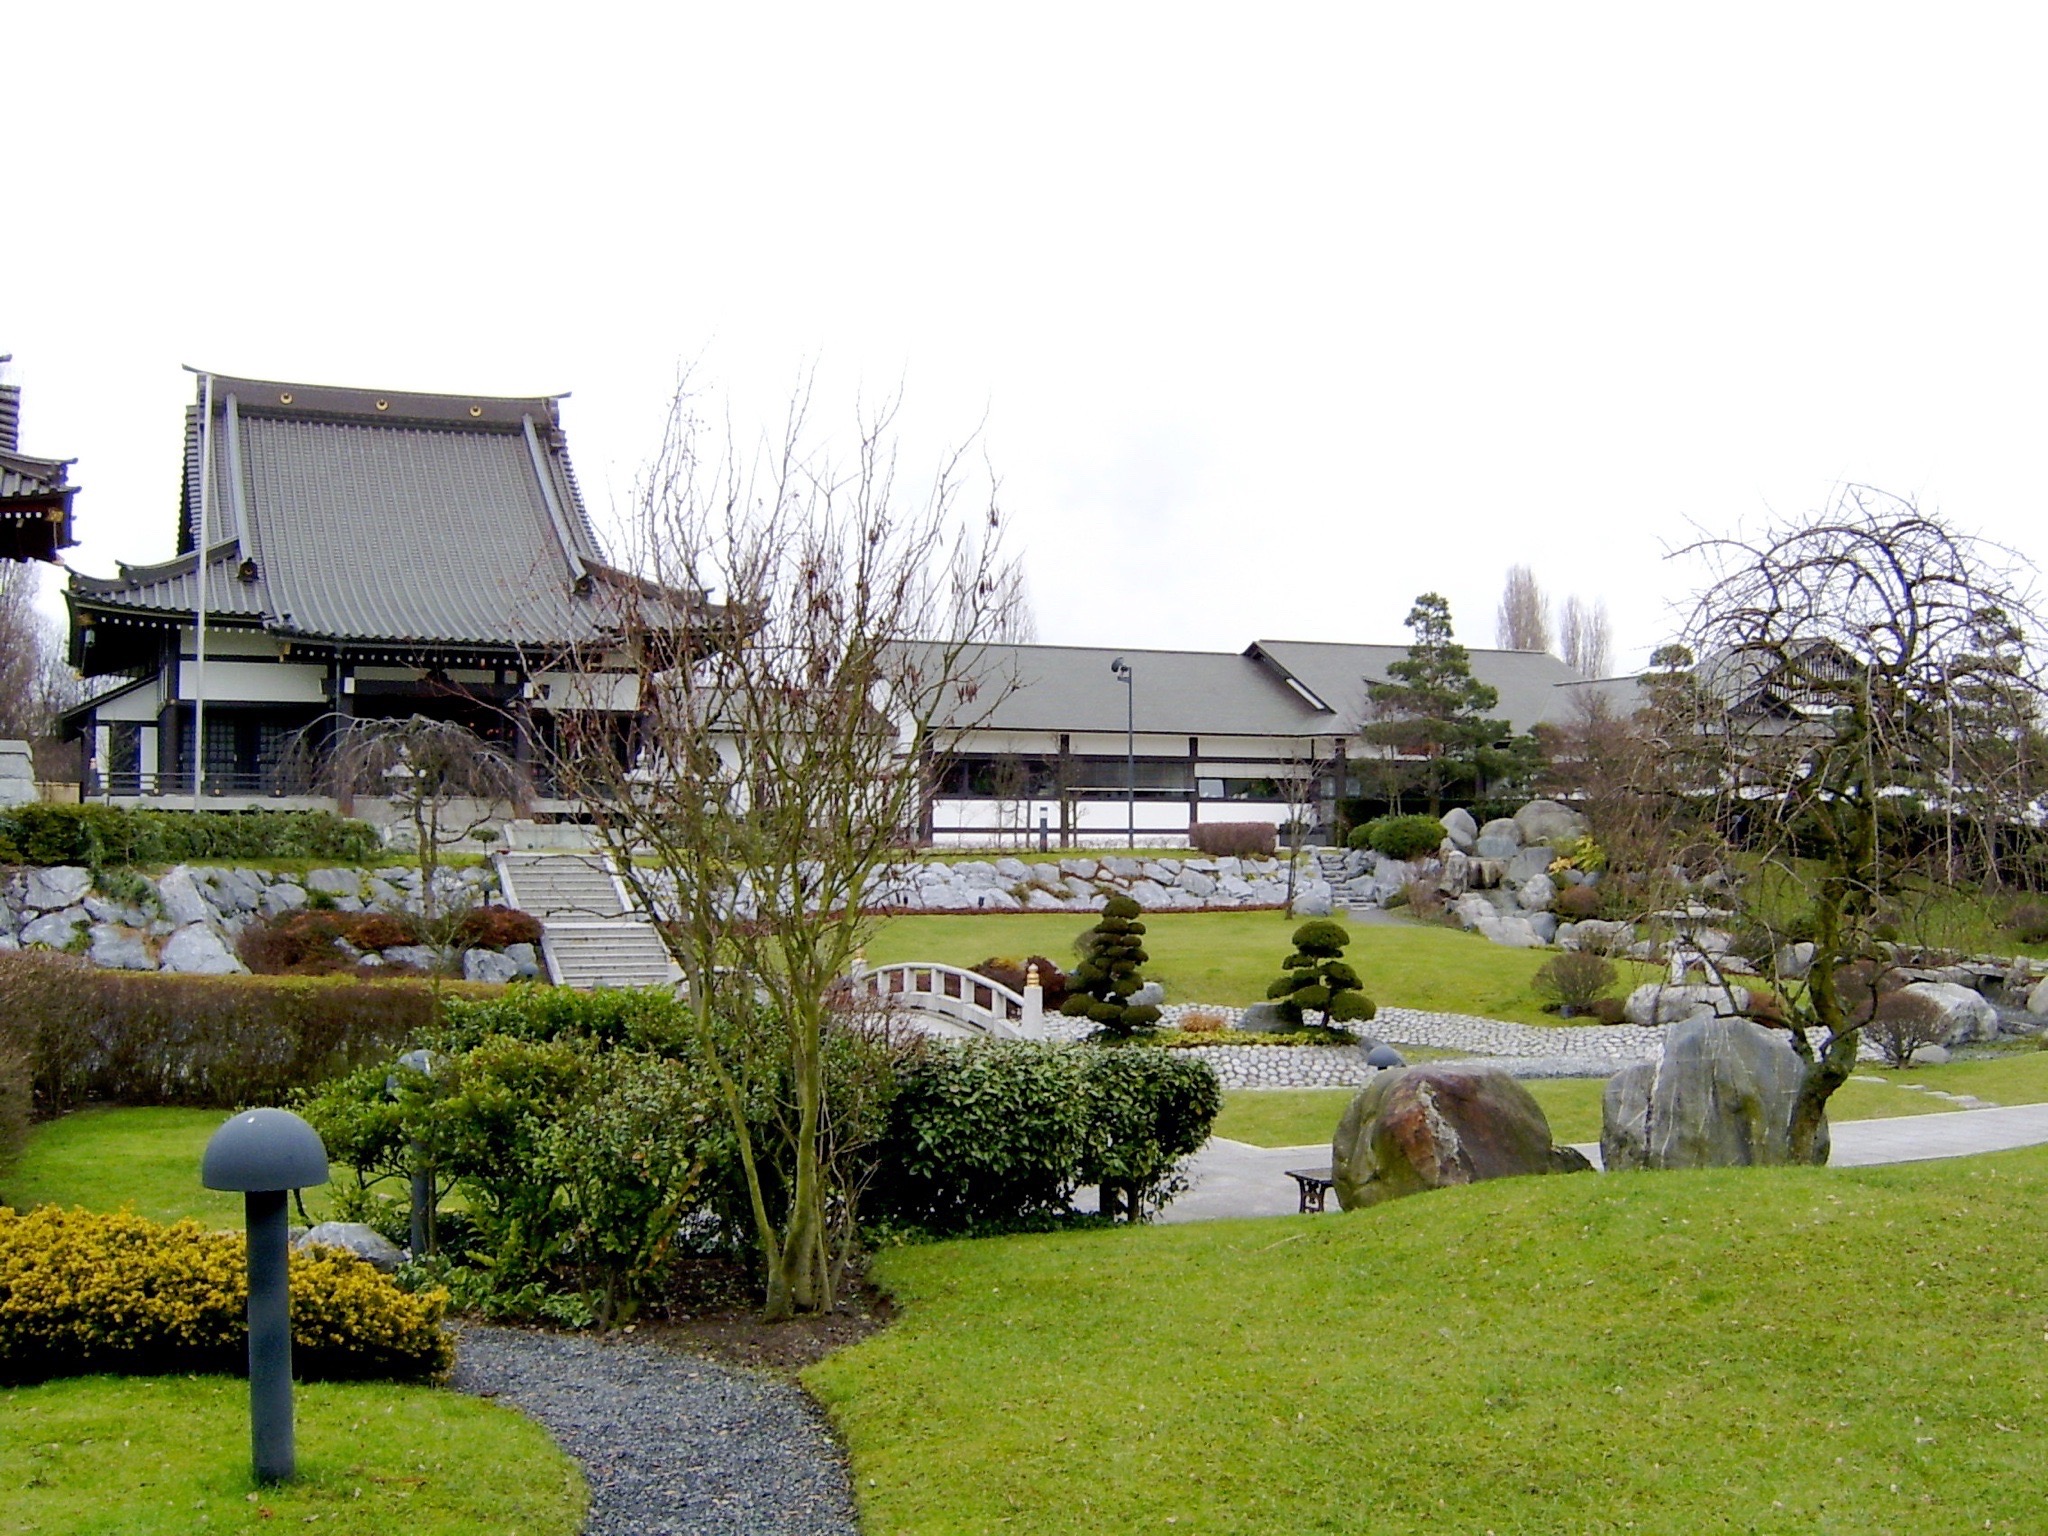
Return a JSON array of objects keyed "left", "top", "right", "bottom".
[
  {"left": 1311, "top": 848, "right": 1377, "bottom": 910},
  {"left": 495, "top": 852, "right": 679, "bottom": 990}
]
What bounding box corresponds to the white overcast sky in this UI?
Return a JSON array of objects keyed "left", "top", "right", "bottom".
[{"left": 8, "top": 4, "right": 2047, "bottom": 671}]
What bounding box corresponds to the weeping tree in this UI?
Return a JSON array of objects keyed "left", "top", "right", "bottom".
[
  {"left": 1678, "top": 488, "right": 2047, "bottom": 1160},
  {"left": 1061, "top": 895, "right": 1162, "bottom": 1038},
  {"left": 543, "top": 377, "right": 1025, "bottom": 1321},
  {"left": 292, "top": 714, "right": 527, "bottom": 930}
]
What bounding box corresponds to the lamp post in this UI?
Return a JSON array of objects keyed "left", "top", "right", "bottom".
[
  {"left": 201, "top": 1108, "right": 330, "bottom": 1485},
  {"left": 1110, "top": 656, "right": 1134, "bottom": 847}
]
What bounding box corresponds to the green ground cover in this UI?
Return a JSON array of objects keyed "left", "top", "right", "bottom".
[
  {"left": 0, "top": 1108, "right": 342, "bottom": 1225},
  {"left": 1212, "top": 1073, "right": 1960, "bottom": 1149},
  {"left": 810, "top": 1144, "right": 2048, "bottom": 1534},
  {"left": 866, "top": 910, "right": 1660, "bottom": 1026},
  {"left": 0, "top": 1374, "right": 584, "bottom": 1534}
]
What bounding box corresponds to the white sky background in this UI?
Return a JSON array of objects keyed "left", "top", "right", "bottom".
[{"left": 8, "top": 4, "right": 2048, "bottom": 672}]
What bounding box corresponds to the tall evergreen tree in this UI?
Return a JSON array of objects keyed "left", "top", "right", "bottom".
[
  {"left": 1060, "top": 895, "right": 1162, "bottom": 1038},
  {"left": 1363, "top": 593, "right": 1509, "bottom": 814}
]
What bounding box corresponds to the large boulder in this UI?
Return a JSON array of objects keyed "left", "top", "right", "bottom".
[
  {"left": 159, "top": 923, "right": 245, "bottom": 975},
  {"left": 1236, "top": 1002, "right": 1292, "bottom": 1034},
  {"left": 1513, "top": 799, "right": 1589, "bottom": 847},
  {"left": 1506, "top": 847, "right": 1555, "bottom": 886},
  {"left": 1517, "top": 873, "right": 1557, "bottom": 912},
  {"left": 89, "top": 924, "right": 155, "bottom": 970},
  {"left": 1601, "top": 1015, "right": 1826, "bottom": 1171},
  {"left": 1333, "top": 1064, "right": 1591, "bottom": 1209},
  {"left": 1292, "top": 881, "right": 1335, "bottom": 918},
  {"left": 462, "top": 948, "right": 522, "bottom": 984},
  {"left": 1902, "top": 981, "right": 2000, "bottom": 1046},
  {"left": 22, "top": 866, "right": 92, "bottom": 912},
  {"left": 155, "top": 866, "right": 215, "bottom": 928},
  {"left": 1623, "top": 982, "right": 1748, "bottom": 1027},
  {"left": 296, "top": 1222, "right": 404, "bottom": 1273},
  {"left": 1562, "top": 919, "right": 1636, "bottom": 955},
  {"left": 1440, "top": 808, "right": 1478, "bottom": 853},
  {"left": 20, "top": 907, "right": 87, "bottom": 949}
]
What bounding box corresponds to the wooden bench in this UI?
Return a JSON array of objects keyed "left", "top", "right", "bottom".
[{"left": 1285, "top": 1166, "right": 1335, "bottom": 1214}]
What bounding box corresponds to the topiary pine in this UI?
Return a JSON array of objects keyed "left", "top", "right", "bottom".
[
  {"left": 1264, "top": 919, "right": 1376, "bottom": 1030},
  {"left": 1060, "top": 894, "right": 1162, "bottom": 1039}
]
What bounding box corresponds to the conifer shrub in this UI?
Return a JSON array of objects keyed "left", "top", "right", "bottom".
[
  {"left": 1263, "top": 919, "right": 1377, "bottom": 1028},
  {"left": 0, "top": 1206, "right": 452, "bottom": 1384},
  {"left": 1060, "top": 895, "right": 1162, "bottom": 1037}
]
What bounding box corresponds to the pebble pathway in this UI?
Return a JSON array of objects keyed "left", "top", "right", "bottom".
[
  {"left": 1160, "top": 1003, "right": 1886, "bottom": 1089},
  {"left": 453, "top": 1324, "right": 859, "bottom": 1536}
]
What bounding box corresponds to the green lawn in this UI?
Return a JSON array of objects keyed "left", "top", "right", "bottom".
[
  {"left": 1213, "top": 1073, "right": 1961, "bottom": 1149},
  {"left": 866, "top": 910, "right": 1660, "bottom": 1026},
  {"left": 1, "top": 1108, "right": 343, "bottom": 1225},
  {"left": 810, "top": 1143, "right": 2048, "bottom": 1534},
  {"left": 0, "top": 1374, "right": 584, "bottom": 1534}
]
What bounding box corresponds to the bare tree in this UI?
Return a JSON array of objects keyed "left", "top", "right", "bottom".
[
  {"left": 1495, "top": 564, "right": 1552, "bottom": 652},
  {"left": 546, "top": 379, "right": 1024, "bottom": 1320},
  {"left": 291, "top": 714, "right": 527, "bottom": 931},
  {"left": 1558, "top": 594, "right": 1613, "bottom": 679},
  {"left": 1276, "top": 739, "right": 1325, "bottom": 917},
  {"left": 0, "top": 562, "right": 82, "bottom": 741},
  {"left": 1679, "top": 487, "right": 2046, "bottom": 1159}
]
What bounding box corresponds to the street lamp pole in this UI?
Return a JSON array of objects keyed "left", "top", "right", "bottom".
[{"left": 1110, "top": 657, "right": 1134, "bottom": 848}]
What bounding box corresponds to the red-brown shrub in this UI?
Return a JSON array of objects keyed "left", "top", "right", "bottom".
[
  {"left": 0, "top": 950, "right": 499, "bottom": 1111},
  {"left": 348, "top": 912, "right": 422, "bottom": 951},
  {"left": 237, "top": 909, "right": 426, "bottom": 975},
  {"left": 1188, "top": 822, "right": 1278, "bottom": 858},
  {"left": 971, "top": 955, "right": 1070, "bottom": 1010},
  {"left": 1554, "top": 882, "right": 1603, "bottom": 920},
  {"left": 454, "top": 906, "right": 545, "bottom": 949}
]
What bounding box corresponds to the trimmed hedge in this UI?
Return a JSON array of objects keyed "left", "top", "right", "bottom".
[
  {"left": 873, "top": 1040, "right": 1220, "bottom": 1231},
  {"left": 0, "top": 950, "right": 494, "bottom": 1111},
  {"left": 1189, "top": 822, "right": 1277, "bottom": 857},
  {"left": 0, "top": 803, "right": 379, "bottom": 867},
  {"left": 0, "top": 1205, "right": 452, "bottom": 1383}
]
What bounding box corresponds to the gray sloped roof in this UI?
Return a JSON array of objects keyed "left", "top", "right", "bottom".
[
  {"left": 930, "top": 642, "right": 1334, "bottom": 738},
  {"left": 1249, "top": 639, "right": 1587, "bottom": 735},
  {"left": 74, "top": 374, "right": 653, "bottom": 651}
]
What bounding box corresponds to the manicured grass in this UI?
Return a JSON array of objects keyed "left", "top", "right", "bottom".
[
  {"left": 810, "top": 1143, "right": 2048, "bottom": 1534},
  {"left": 0, "top": 1374, "right": 584, "bottom": 1534},
  {"left": 1213, "top": 1074, "right": 1957, "bottom": 1149},
  {"left": 1, "top": 1108, "right": 342, "bottom": 1225},
  {"left": 866, "top": 910, "right": 1660, "bottom": 1026},
  {"left": 1885, "top": 1046, "right": 2048, "bottom": 1105}
]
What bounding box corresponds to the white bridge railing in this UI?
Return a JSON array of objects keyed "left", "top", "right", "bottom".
[{"left": 845, "top": 962, "right": 1047, "bottom": 1040}]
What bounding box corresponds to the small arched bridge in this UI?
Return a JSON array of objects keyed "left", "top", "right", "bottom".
[{"left": 844, "top": 962, "right": 1048, "bottom": 1040}]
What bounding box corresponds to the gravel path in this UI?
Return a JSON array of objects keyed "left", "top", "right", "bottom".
[{"left": 452, "top": 1324, "right": 859, "bottom": 1536}]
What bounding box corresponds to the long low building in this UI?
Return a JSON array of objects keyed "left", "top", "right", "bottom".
[{"left": 922, "top": 639, "right": 1590, "bottom": 846}]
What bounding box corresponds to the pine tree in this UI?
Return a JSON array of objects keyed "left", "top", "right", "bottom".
[
  {"left": 1265, "top": 919, "right": 1376, "bottom": 1030},
  {"left": 1060, "top": 894, "right": 1162, "bottom": 1038},
  {"left": 1363, "top": 593, "right": 1509, "bottom": 814}
]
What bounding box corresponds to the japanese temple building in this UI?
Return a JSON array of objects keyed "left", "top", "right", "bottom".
[{"left": 66, "top": 373, "right": 690, "bottom": 807}]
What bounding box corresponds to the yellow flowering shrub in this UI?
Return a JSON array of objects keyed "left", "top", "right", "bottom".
[{"left": 0, "top": 1206, "right": 452, "bottom": 1383}]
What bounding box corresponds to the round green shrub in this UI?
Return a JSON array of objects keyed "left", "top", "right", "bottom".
[{"left": 1360, "top": 814, "right": 1448, "bottom": 862}]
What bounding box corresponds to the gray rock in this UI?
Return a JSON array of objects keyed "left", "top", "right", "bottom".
[
  {"left": 155, "top": 866, "right": 215, "bottom": 927},
  {"left": 1524, "top": 911, "right": 1558, "bottom": 944},
  {"left": 1902, "top": 981, "right": 2001, "bottom": 1046},
  {"left": 463, "top": 948, "right": 522, "bottom": 984},
  {"left": 1365, "top": 1043, "right": 1407, "bottom": 1069},
  {"left": 1474, "top": 834, "right": 1521, "bottom": 862},
  {"left": 1292, "top": 882, "right": 1334, "bottom": 918},
  {"left": 366, "top": 878, "right": 405, "bottom": 909},
  {"left": 1131, "top": 980, "right": 1166, "bottom": 1008},
  {"left": 23, "top": 866, "right": 92, "bottom": 912},
  {"left": 1486, "top": 916, "right": 1545, "bottom": 949},
  {"left": 21, "top": 907, "right": 87, "bottom": 948},
  {"left": 993, "top": 858, "right": 1029, "bottom": 880},
  {"left": 976, "top": 887, "right": 1023, "bottom": 910},
  {"left": 1477, "top": 818, "right": 1523, "bottom": 848},
  {"left": 1127, "top": 879, "right": 1171, "bottom": 908},
  {"left": 1060, "top": 857, "right": 1100, "bottom": 879},
  {"left": 1450, "top": 893, "right": 1499, "bottom": 931},
  {"left": 1236, "top": 1002, "right": 1292, "bottom": 1033},
  {"left": 1623, "top": 982, "right": 1748, "bottom": 1027},
  {"left": 1506, "top": 847, "right": 1555, "bottom": 886},
  {"left": 159, "top": 923, "right": 245, "bottom": 974},
  {"left": 502, "top": 942, "right": 543, "bottom": 979},
  {"left": 1101, "top": 856, "right": 1144, "bottom": 879},
  {"left": 1517, "top": 873, "right": 1557, "bottom": 912},
  {"left": 88, "top": 923, "right": 155, "bottom": 970},
  {"left": 296, "top": 1222, "right": 404, "bottom": 1273},
  {"left": 1513, "top": 799, "right": 1589, "bottom": 847},
  {"left": 381, "top": 944, "right": 441, "bottom": 972},
  {"left": 261, "top": 883, "right": 309, "bottom": 917},
  {"left": 1180, "top": 870, "right": 1217, "bottom": 899},
  {"left": 305, "top": 867, "right": 363, "bottom": 897},
  {"left": 1025, "top": 887, "right": 1067, "bottom": 911},
  {"left": 1440, "top": 807, "right": 1478, "bottom": 853},
  {"left": 1776, "top": 942, "right": 1817, "bottom": 981},
  {"left": 1601, "top": 1015, "right": 1826, "bottom": 1171},
  {"left": 1563, "top": 919, "right": 1636, "bottom": 955},
  {"left": 84, "top": 895, "right": 130, "bottom": 924},
  {"left": 1909, "top": 1043, "right": 1952, "bottom": 1067},
  {"left": 2028, "top": 974, "right": 2048, "bottom": 1016}
]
